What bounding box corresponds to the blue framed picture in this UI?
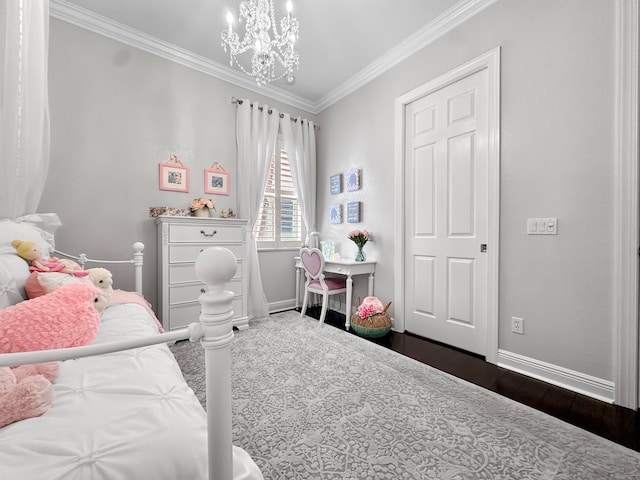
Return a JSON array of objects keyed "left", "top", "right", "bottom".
[
  {"left": 345, "top": 168, "right": 361, "bottom": 192},
  {"left": 329, "top": 204, "right": 342, "bottom": 224},
  {"left": 347, "top": 202, "right": 361, "bottom": 223},
  {"left": 330, "top": 174, "right": 342, "bottom": 194}
]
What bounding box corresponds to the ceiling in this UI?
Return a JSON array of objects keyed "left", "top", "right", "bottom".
[{"left": 50, "top": 0, "right": 486, "bottom": 113}]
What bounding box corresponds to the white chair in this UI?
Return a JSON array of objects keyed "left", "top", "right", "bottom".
[
  {"left": 299, "top": 247, "right": 347, "bottom": 326},
  {"left": 308, "top": 231, "right": 320, "bottom": 249}
]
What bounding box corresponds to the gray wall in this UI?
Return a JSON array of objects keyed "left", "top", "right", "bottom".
[
  {"left": 43, "top": 0, "right": 619, "bottom": 385},
  {"left": 42, "top": 19, "right": 313, "bottom": 311},
  {"left": 316, "top": 0, "right": 615, "bottom": 381}
]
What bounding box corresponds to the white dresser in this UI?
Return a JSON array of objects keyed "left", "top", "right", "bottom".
[{"left": 155, "top": 216, "right": 249, "bottom": 331}]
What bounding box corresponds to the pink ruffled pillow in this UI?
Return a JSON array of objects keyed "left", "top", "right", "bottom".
[
  {"left": 24, "top": 271, "right": 94, "bottom": 299},
  {"left": 0, "top": 283, "right": 104, "bottom": 354}
]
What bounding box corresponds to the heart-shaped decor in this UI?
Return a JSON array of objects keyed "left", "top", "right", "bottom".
[{"left": 301, "top": 249, "right": 322, "bottom": 277}]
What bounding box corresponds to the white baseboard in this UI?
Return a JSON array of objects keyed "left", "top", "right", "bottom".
[
  {"left": 497, "top": 349, "right": 615, "bottom": 403},
  {"left": 268, "top": 299, "right": 297, "bottom": 314}
]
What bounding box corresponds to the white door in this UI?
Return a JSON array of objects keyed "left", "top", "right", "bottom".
[{"left": 404, "top": 68, "right": 489, "bottom": 356}]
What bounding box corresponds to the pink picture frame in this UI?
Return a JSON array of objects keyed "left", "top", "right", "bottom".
[
  {"left": 204, "top": 162, "right": 230, "bottom": 195},
  {"left": 159, "top": 155, "right": 189, "bottom": 192}
]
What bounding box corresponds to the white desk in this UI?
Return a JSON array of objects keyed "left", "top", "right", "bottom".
[{"left": 295, "top": 257, "right": 376, "bottom": 330}]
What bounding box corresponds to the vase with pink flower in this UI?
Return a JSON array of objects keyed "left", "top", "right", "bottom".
[
  {"left": 190, "top": 198, "right": 215, "bottom": 217},
  {"left": 347, "top": 229, "right": 372, "bottom": 262}
]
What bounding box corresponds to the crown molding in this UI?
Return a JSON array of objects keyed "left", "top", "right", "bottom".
[
  {"left": 49, "top": 0, "right": 496, "bottom": 114},
  {"left": 315, "top": 0, "right": 499, "bottom": 112},
  {"left": 48, "top": 0, "right": 316, "bottom": 113}
]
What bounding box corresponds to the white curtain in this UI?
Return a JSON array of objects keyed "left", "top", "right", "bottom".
[
  {"left": 0, "top": 0, "right": 50, "bottom": 219},
  {"left": 236, "top": 99, "right": 279, "bottom": 319},
  {"left": 280, "top": 114, "right": 316, "bottom": 245}
]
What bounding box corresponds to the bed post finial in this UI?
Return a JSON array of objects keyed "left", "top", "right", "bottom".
[
  {"left": 195, "top": 246, "right": 237, "bottom": 480},
  {"left": 132, "top": 242, "right": 144, "bottom": 294}
]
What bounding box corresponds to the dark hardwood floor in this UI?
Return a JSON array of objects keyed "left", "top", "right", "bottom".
[{"left": 299, "top": 306, "right": 640, "bottom": 452}]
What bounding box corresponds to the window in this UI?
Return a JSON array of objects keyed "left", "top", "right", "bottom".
[{"left": 253, "top": 138, "right": 303, "bottom": 248}]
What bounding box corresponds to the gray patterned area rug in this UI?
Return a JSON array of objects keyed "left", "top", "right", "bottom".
[{"left": 169, "top": 311, "right": 640, "bottom": 479}]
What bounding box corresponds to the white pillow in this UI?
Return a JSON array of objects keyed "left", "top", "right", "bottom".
[
  {"left": 0, "top": 258, "right": 26, "bottom": 309},
  {"left": 0, "top": 213, "right": 61, "bottom": 308},
  {"left": 0, "top": 213, "right": 60, "bottom": 256}
]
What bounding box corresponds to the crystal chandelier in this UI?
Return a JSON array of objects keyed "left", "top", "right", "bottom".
[{"left": 221, "top": 0, "right": 300, "bottom": 86}]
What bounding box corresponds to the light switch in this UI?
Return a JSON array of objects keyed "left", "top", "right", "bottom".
[{"left": 527, "top": 217, "right": 558, "bottom": 235}]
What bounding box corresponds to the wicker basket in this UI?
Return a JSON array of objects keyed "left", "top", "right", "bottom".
[{"left": 351, "top": 298, "right": 392, "bottom": 338}]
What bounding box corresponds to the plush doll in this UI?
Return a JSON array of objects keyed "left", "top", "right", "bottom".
[
  {"left": 0, "top": 364, "right": 57, "bottom": 428},
  {"left": 86, "top": 267, "right": 114, "bottom": 304},
  {"left": 11, "top": 240, "right": 88, "bottom": 277},
  {"left": 0, "top": 283, "right": 106, "bottom": 353},
  {"left": 11, "top": 240, "right": 87, "bottom": 277},
  {"left": 0, "top": 283, "right": 106, "bottom": 427}
]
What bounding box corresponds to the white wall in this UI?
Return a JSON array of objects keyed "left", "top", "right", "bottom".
[
  {"left": 316, "top": 0, "right": 616, "bottom": 382},
  {"left": 42, "top": 19, "right": 314, "bottom": 310}
]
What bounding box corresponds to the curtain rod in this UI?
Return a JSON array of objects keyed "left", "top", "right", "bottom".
[{"left": 230, "top": 97, "right": 320, "bottom": 131}]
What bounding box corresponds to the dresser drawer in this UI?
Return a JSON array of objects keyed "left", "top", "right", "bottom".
[
  {"left": 168, "top": 297, "right": 243, "bottom": 330},
  {"left": 169, "top": 224, "right": 242, "bottom": 244},
  {"left": 169, "top": 278, "right": 243, "bottom": 304},
  {"left": 169, "top": 262, "right": 243, "bottom": 284},
  {"left": 169, "top": 244, "right": 243, "bottom": 263}
]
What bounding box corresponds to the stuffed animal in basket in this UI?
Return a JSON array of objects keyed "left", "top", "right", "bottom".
[
  {"left": 12, "top": 240, "right": 88, "bottom": 277},
  {"left": 0, "top": 282, "right": 106, "bottom": 428}
]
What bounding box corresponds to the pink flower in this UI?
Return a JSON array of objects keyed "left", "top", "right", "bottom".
[
  {"left": 357, "top": 296, "right": 384, "bottom": 318},
  {"left": 190, "top": 198, "right": 215, "bottom": 211},
  {"left": 347, "top": 230, "right": 373, "bottom": 248}
]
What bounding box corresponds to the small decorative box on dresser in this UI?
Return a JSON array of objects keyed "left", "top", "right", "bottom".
[{"left": 155, "top": 216, "right": 249, "bottom": 331}]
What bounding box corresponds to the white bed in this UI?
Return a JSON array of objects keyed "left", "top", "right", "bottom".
[{"left": 0, "top": 214, "right": 263, "bottom": 480}]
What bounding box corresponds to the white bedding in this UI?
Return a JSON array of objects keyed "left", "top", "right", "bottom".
[{"left": 0, "top": 302, "right": 262, "bottom": 480}]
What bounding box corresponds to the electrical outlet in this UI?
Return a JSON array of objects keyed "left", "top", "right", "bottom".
[{"left": 511, "top": 317, "right": 524, "bottom": 334}]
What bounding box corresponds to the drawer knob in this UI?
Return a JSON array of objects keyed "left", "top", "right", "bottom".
[
  {"left": 200, "top": 288, "right": 206, "bottom": 293},
  {"left": 200, "top": 229, "right": 217, "bottom": 237}
]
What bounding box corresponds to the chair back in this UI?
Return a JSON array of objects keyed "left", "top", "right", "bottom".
[
  {"left": 300, "top": 247, "right": 324, "bottom": 281},
  {"left": 308, "top": 231, "right": 320, "bottom": 249}
]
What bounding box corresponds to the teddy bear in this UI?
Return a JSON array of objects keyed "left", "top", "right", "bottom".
[
  {"left": 0, "top": 282, "right": 106, "bottom": 427},
  {"left": 86, "top": 267, "right": 114, "bottom": 304},
  {"left": 11, "top": 239, "right": 89, "bottom": 277}
]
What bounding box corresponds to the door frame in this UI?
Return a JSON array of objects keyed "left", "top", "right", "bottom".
[
  {"left": 614, "top": 0, "right": 639, "bottom": 409},
  {"left": 393, "top": 47, "right": 501, "bottom": 364}
]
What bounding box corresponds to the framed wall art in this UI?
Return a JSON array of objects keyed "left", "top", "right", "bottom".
[
  {"left": 204, "top": 162, "right": 230, "bottom": 195},
  {"left": 347, "top": 201, "right": 361, "bottom": 223},
  {"left": 345, "top": 168, "right": 361, "bottom": 192},
  {"left": 329, "top": 204, "right": 342, "bottom": 224},
  {"left": 159, "top": 154, "right": 189, "bottom": 192},
  {"left": 330, "top": 174, "right": 342, "bottom": 195}
]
